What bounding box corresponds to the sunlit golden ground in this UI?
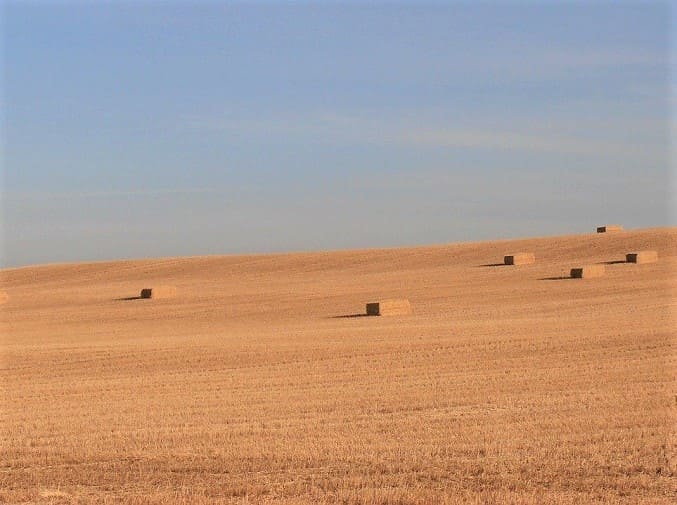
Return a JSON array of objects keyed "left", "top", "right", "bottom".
[{"left": 1, "top": 228, "right": 675, "bottom": 504}]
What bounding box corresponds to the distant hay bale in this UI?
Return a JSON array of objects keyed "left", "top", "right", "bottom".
[
  {"left": 0, "top": 291, "right": 8, "bottom": 304},
  {"left": 626, "top": 251, "right": 658, "bottom": 264},
  {"left": 596, "top": 225, "right": 623, "bottom": 233},
  {"left": 140, "top": 286, "right": 177, "bottom": 299},
  {"left": 366, "top": 299, "right": 411, "bottom": 316},
  {"left": 504, "top": 252, "right": 535, "bottom": 265},
  {"left": 570, "top": 265, "right": 605, "bottom": 279}
]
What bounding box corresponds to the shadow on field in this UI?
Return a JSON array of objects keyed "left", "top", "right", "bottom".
[
  {"left": 539, "top": 276, "right": 573, "bottom": 281},
  {"left": 478, "top": 263, "right": 507, "bottom": 267},
  {"left": 600, "top": 260, "right": 626, "bottom": 265},
  {"left": 115, "top": 296, "right": 143, "bottom": 301},
  {"left": 331, "top": 313, "right": 372, "bottom": 319}
]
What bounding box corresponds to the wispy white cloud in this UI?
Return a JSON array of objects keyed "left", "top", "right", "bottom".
[
  {"left": 536, "top": 48, "right": 665, "bottom": 69},
  {"left": 180, "top": 110, "right": 664, "bottom": 159},
  {"left": 2, "top": 187, "right": 224, "bottom": 202},
  {"left": 398, "top": 127, "right": 640, "bottom": 157}
]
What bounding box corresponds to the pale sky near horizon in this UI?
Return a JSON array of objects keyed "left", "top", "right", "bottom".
[{"left": 1, "top": 1, "right": 673, "bottom": 267}]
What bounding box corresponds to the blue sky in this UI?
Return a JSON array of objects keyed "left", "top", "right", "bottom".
[{"left": 1, "top": 1, "right": 672, "bottom": 267}]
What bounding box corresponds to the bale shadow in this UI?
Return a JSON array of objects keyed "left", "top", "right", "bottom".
[
  {"left": 330, "top": 313, "right": 372, "bottom": 319},
  {"left": 599, "top": 260, "right": 626, "bottom": 265},
  {"left": 115, "top": 296, "right": 143, "bottom": 301},
  {"left": 478, "top": 263, "right": 507, "bottom": 267},
  {"left": 539, "top": 276, "right": 573, "bottom": 281}
]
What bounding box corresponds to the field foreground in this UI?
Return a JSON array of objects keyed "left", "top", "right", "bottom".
[{"left": 1, "top": 228, "right": 676, "bottom": 504}]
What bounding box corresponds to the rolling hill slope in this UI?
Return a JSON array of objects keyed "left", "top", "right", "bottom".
[{"left": 1, "top": 227, "right": 675, "bottom": 504}]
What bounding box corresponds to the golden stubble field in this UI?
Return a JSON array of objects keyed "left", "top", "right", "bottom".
[{"left": 1, "top": 228, "right": 676, "bottom": 504}]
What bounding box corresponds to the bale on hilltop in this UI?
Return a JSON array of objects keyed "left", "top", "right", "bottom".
[
  {"left": 597, "top": 225, "right": 623, "bottom": 233},
  {"left": 626, "top": 251, "right": 658, "bottom": 264},
  {"left": 140, "top": 286, "right": 177, "bottom": 299},
  {"left": 504, "top": 252, "right": 535, "bottom": 265},
  {"left": 570, "top": 265, "right": 605, "bottom": 279},
  {"left": 366, "top": 299, "right": 411, "bottom": 316}
]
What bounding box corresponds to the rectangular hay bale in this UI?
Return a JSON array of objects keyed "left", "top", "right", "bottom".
[
  {"left": 504, "top": 252, "right": 535, "bottom": 265},
  {"left": 570, "top": 265, "right": 605, "bottom": 279},
  {"left": 366, "top": 299, "right": 411, "bottom": 316},
  {"left": 140, "top": 285, "right": 177, "bottom": 299},
  {"left": 626, "top": 251, "right": 658, "bottom": 264},
  {"left": 596, "top": 225, "right": 623, "bottom": 233}
]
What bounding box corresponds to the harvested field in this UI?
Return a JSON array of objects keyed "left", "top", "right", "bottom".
[{"left": 1, "top": 228, "right": 675, "bottom": 504}]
